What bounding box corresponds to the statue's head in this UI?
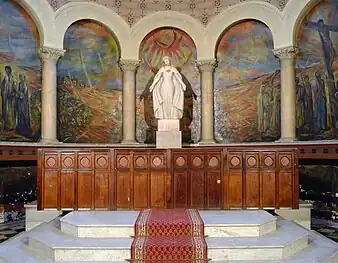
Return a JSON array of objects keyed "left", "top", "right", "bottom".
[{"left": 162, "top": 56, "right": 171, "bottom": 66}]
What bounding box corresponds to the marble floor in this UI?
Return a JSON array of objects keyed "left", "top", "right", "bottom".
[{"left": 0, "top": 220, "right": 25, "bottom": 244}]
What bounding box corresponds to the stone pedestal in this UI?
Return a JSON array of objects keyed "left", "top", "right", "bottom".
[
  {"left": 156, "top": 120, "right": 182, "bottom": 148},
  {"left": 24, "top": 201, "right": 62, "bottom": 231}
]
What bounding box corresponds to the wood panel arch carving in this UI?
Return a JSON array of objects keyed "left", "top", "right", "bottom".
[{"left": 37, "top": 147, "right": 298, "bottom": 210}]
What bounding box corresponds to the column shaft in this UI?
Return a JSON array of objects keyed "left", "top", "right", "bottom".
[
  {"left": 273, "top": 46, "right": 298, "bottom": 141},
  {"left": 39, "top": 47, "right": 64, "bottom": 143},
  {"left": 197, "top": 60, "right": 217, "bottom": 144},
  {"left": 120, "top": 60, "right": 139, "bottom": 144}
]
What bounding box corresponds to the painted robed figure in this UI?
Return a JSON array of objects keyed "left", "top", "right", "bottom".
[{"left": 149, "top": 56, "right": 186, "bottom": 120}]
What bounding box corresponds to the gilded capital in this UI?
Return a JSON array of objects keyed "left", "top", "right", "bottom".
[
  {"left": 119, "top": 59, "right": 140, "bottom": 71},
  {"left": 273, "top": 46, "right": 299, "bottom": 60},
  {"left": 39, "top": 46, "right": 65, "bottom": 61},
  {"left": 196, "top": 59, "right": 217, "bottom": 72}
]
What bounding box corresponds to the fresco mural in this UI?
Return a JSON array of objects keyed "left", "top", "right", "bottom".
[
  {"left": 0, "top": 0, "right": 41, "bottom": 142},
  {"left": 136, "top": 28, "right": 200, "bottom": 143},
  {"left": 215, "top": 20, "right": 281, "bottom": 143},
  {"left": 57, "top": 20, "right": 122, "bottom": 143},
  {"left": 297, "top": 0, "right": 338, "bottom": 140}
]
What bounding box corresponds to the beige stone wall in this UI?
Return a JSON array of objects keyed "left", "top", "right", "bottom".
[{"left": 47, "top": 0, "right": 289, "bottom": 26}]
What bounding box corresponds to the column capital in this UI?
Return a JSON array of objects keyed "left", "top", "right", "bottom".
[
  {"left": 39, "top": 46, "right": 65, "bottom": 61},
  {"left": 196, "top": 59, "right": 217, "bottom": 72},
  {"left": 273, "top": 46, "right": 299, "bottom": 60},
  {"left": 119, "top": 59, "right": 140, "bottom": 71}
]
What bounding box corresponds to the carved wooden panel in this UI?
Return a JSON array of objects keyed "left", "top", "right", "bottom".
[
  {"left": 206, "top": 152, "right": 222, "bottom": 209},
  {"left": 172, "top": 152, "right": 189, "bottom": 208},
  {"left": 190, "top": 154, "right": 205, "bottom": 209},
  {"left": 115, "top": 151, "right": 132, "bottom": 209},
  {"left": 260, "top": 152, "right": 277, "bottom": 208},
  {"left": 37, "top": 147, "right": 298, "bottom": 211},
  {"left": 77, "top": 152, "right": 94, "bottom": 209},
  {"left": 244, "top": 152, "right": 260, "bottom": 208},
  {"left": 150, "top": 152, "right": 166, "bottom": 208},
  {"left": 171, "top": 150, "right": 223, "bottom": 209},
  {"left": 226, "top": 152, "right": 243, "bottom": 209},
  {"left": 40, "top": 152, "right": 60, "bottom": 209}
]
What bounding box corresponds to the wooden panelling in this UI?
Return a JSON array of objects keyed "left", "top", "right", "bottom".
[
  {"left": 206, "top": 153, "right": 222, "bottom": 209},
  {"left": 244, "top": 152, "right": 260, "bottom": 208},
  {"left": 226, "top": 151, "right": 243, "bottom": 209},
  {"left": 3, "top": 143, "right": 338, "bottom": 162},
  {"left": 37, "top": 147, "right": 299, "bottom": 211},
  {"left": 260, "top": 152, "right": 276, "bottom": 208}
]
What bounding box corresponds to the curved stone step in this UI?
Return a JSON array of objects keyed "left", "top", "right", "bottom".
[
  {"left": 60, "top": 211, "right": 139, "bottom": 238},
  {"left": 60, "top": 210, "right": 277, "bottom": 238},
  {"left": 207, "top": 220, "right": 309, "bottom": 261},
  {"left": 0, "top": 217, "right": 336, "bottom": 263},
  {"left": 26, "top": 224, "right": 131, "bottom": 261},
  {"left": 199, "top": 210, "right": 276, "bottom": 237},
  {"left": 26, "top": 220, "right": 307, "bottom": 261}
]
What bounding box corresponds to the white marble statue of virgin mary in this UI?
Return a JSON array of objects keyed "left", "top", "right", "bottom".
[{"left": 149, "top": 56, "right": 186, "bottom": 120}]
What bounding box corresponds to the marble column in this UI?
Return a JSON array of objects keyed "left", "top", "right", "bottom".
[
  {"left": 119, "top": 59, "right": 140, "bottom": 144},
  {"left": 197, "top": 59, "right": 217, "bottom": 144},
  {"left": 39, "top": 46, "right": 64, "bottom": 144},
  {"left": 273, "top": 46, "right": 299, "bottom": 142}
]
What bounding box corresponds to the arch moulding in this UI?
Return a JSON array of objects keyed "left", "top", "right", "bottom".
[
  {"left": 205, "top": 1, "right": 284, "bottom": 58},
  {"left": 53, "top": 2, "right": 131, "bottom": 56},
  {"left": 16, "top": 0, "right": 317, "bottom": 62},
  {"left": 129, "top": 11, "right": 205, "bottom": 60},
  {"left": 282, "top": 0, "right": 321, "bottom": 48},
  {"left": 14, "top": 0, "right": 54, "bottom": 47}
]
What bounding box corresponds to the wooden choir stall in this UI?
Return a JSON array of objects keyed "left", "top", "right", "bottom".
[{"left": 37, "top": 147, "right": 299, "bottom": 211}]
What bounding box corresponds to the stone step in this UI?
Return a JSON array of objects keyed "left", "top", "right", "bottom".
[
  {"left": 60, "top": 211, "right": 138, "bottom": 238},
  {"left": 60, "top": 210, "right": 277, "bottom": 238},
  {"left": 200, "top": 210, "right": 276, "bottom": 237},
  {"left": 207, "top": 220, "right": 309, "bottom": 261},
  {"left": 26, "top": 224, "right": 131, "bottom": 261},
  {"left": 27, "top": 220, "right": 307, "bottom": 261},
  {"left": 0, "top": 217, "right": 337, "bottom": 263}
]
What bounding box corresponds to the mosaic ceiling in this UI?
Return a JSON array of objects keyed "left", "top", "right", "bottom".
[{"left": 47, "top": 0, "right": 288, "bottom": 26}]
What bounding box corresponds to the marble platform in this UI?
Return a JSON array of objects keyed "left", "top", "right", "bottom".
[
  {"left": 60, "top": 211, "right": 139, "bottom": 238},
  {"left": 0, "top": 210, "right": 337, "bottom": 263},
  {"left": 25, "top": 201, "right": 62, "bottom": 231},
  {"left": 200, "top": 210, "right": 276, "bottom": 237},
  {"left": 156, "top": 119, "right": 182, "bottom": 148},
  {"left": 60, "top": 210, "right": 277, "bottom": 238}
]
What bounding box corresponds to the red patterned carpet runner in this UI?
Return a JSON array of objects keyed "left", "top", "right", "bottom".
[{"left": 130, "top": 209, "right": 208, "bottom": 263}]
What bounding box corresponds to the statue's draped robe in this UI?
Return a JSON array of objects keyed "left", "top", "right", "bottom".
[{"left": 150, "top": 66, "right": 186, "bottom": 119}]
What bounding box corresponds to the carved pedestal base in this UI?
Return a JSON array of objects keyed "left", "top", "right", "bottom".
[{"left": 156, "top": 120, "right": 182, "bottom": 148}]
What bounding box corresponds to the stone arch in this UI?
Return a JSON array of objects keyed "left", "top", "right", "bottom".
[
  {"left": 129, "top": 11, "right": 205, "bottom": 60},
  {"left": 8, "top": 0, "right": 54, "bottom": 46},
  {"left": 206, "top": 1, "right": 283, "bottom": 58},
  {"left": 53, "top": 2, "right": 130, "bottom": 56},
  {"left": 283, "top": 0, "right": 321, "bottom": 47}
]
